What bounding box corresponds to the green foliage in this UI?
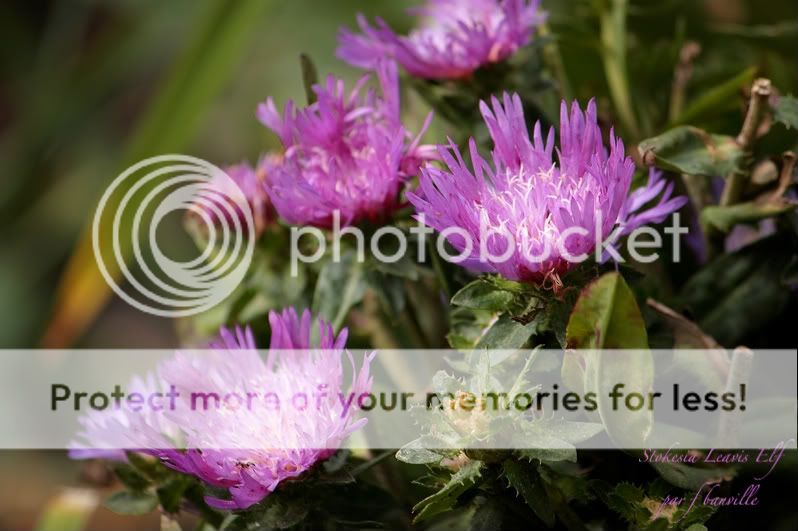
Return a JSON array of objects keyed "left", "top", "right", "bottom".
[
  {"left": 638, "top": 126, "right": 744, "bottom": 177},
  {"left": 312, "top": 249, "right": 366, "bottom": 332},
  {"left": 502, "top": 460, "right": 555, "bottom": 527},
  {"left": 681, "top": 233, "right": 796, "bottom": 345},
  {"left": 412, "top": 460, "right": 483, "bottom": 523},
  {"left": 565, "top": 272, "right": 648, "bottom": 349}
]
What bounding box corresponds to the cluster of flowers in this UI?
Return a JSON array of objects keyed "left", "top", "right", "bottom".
[
  {"left": 76, "top": 0, "right": 687, "bottom": 512},
  {"left": 210, "top": 0, "right": 683, "bottom": 281}
]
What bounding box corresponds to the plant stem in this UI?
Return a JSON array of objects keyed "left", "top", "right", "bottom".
[
  {"left": 598, "top": 0, "right": 640, "bottom": 139},
  {"left": 719, "top": 78, "right": 772, "bottom": 207}
]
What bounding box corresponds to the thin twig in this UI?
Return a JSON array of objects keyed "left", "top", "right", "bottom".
[{"left": 720, "top": 78, "right": 772, "bottom": 207}]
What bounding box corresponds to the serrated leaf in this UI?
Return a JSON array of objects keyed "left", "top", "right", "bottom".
[
  {"left": 413, "top": 460, "right": 483, "bottom": 523},
  {"left": 773, "top": 95, "right": 798, "bottom": 129},
  {"left": 604, "top": 482, "right": 648, "bottom": 525},
  {"left": 639, "top": 126, "right": 743, "bottom": 177},
  {"left": 451, "top": 280, "right": 515, "bottom": 312},
  {"left": 503, "top": 460, "right": 555, "bottom": 527},
  {"left": 104, "top": 490, "right": 158, "bottom": 516}
]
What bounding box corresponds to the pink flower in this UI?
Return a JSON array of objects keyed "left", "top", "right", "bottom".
[
  {"left": 408, "top": 94, "right": 687, "bottom": 282},
  {"left": 71, "top": 308, "right": 374, "bottom": 511},
  {"left": 258, "top": 61, "right": 434, "bottom": 228},
  {"left": 337, "top": 0, "right": 546, "bottom": 79}
]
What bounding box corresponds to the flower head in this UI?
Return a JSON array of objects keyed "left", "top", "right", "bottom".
[
  {"left": 337, "top": 0, "right": 546, "bottom": 79},
  {"left": 258, "top": 61, "right": 433, "bottom": 228},
  {"left": 408, "top": 93, "right": 687, "bottom": 282},
  {"left": 71, "top": 308, "right": 373, "bottom": 511}
]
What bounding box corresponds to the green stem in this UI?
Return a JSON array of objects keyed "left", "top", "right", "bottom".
[{"left": 598, "top": 0, "right": 640, "bottom": 139}]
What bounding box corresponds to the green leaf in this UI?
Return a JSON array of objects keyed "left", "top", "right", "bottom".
[
  {"left": 518, "top": 447, "right": 576, "bottom": 463},
  {"left": 773, "top": 95, "right": 798, "bottom": 129},
  {"left": 396, "top": 440, "right": 444, "bottom": 465},
  {"left": 639, "top": 126, "right": 743, "bottom": 177},
  {"left": 503, "top": 460, "right": 555, "bottom": 527},
  {"left": 413, "top": 460, "right": 483, "bottom": 523},
  {"left": 701, "top": 200, "right": 796, "bottom": 232},
  {"left": 447, "top": 307, "right": 496, "bottom": 349},
  {"left": 104, "top": 490, "right": 159, "bottom": 516},
  {"left": 671, "top": 67, "right": 757, "bottom": 126},
  {"left": 451, "top": 279, "right": 515, "bottom": 312},
  {"left": 602, "top": 482, "right": 648, "bottom": 524},
  {"left": 566, "top": 273, "right": 654, "bottom": 447},
  {"left": 566, "top": 272, "right": 648, "bottom": 349},
  {"left": 299, "top": 53, "right": 319, "bottom": 105},
  {"left": 475, "top": 314, "right": 537, "bottom": 349},
  {"left": 681, "top": 233, "right": 795, "bottom": 345},
  {"left": 312, "top": 250, "right": 365, "bottom": 332}
]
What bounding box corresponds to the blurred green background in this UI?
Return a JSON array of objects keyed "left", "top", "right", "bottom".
[{"left": 0, "top": 0, "right": 796, "bottom": 528}]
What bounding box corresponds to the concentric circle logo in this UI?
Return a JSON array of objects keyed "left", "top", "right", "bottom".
[{"left": 93, "top": 155, "right": 255, "bottom": 317}]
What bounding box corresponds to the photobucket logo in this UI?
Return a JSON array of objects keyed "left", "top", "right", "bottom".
[
  {"left": 93, "top": 155, "right": 254, "bottom": 317},
  {"left": 290, "top": 211, "right": 688, "bottom": 275}
]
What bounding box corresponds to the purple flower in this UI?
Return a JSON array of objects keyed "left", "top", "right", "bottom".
[
  {"left": 71, "top": 309, "right": 374, "bottom": 511},
  {"left": 337, "top": 0, "right": 547, "bottom": 80},
  {"left": 258, "top": 61, "right": 434, "bottom": 228},
  {"left": 408, "top": 93, "right": 687, "bottom": 283},
  {"left": 190, "top": 155, "right": 278, "bottom": 236}
]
